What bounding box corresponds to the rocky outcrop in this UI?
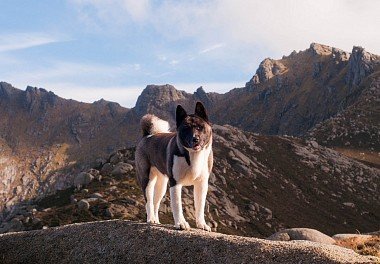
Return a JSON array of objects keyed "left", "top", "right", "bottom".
[
  {"left": 134, "top": 84, "right": 188, "bottom": 116},
  {"left": 0, "top": 220, "right": 377, "bottom": 264},
  {"left": 346, "top": 46, "right": 380, "bottom": 86},
  {"left": 267, "top": 228, "right": 336, "bottom": 244},
  {"left": 247, "top": 58, "right": 287, "bottom": 85}
]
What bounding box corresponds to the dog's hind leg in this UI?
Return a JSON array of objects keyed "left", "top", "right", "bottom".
[
  {"left": 153, "top": 171, "right": 168, "bottom": 224},
  {"left": 146, "top": 168, "right": 158, "bottom": 223}
]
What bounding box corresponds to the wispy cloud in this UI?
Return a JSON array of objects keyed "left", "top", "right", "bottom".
[
  {"left": 169, "top": 59, "right": 179, "bottom": 66},
  {"left": 3, "top": 61, "right": 142, "bottom": 84},
  {"left": 70, "top": 0, "right": 380, "bottom": 55},
  {"left": 0, "top": 33, "right": 66, "bottom": 52},
  {"left": 199, "top": 43, "right": 226, "bottom": 54}
]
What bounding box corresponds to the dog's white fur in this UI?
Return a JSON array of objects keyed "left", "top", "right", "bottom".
[{"left": 170, "top": 142, "right": 212, "bottom": 230}]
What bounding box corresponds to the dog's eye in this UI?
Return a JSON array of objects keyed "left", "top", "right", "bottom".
[{"left": 195, "top": 125, "right": 203, "bottom": 131}]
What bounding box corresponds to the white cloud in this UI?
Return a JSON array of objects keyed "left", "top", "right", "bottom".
[
  {"left": 3, "top": 61, "right": 141, "bottom": 85},
  {"left": 157, "top": 55, "right": 167, "bottom": 61},
  {"left": 0, "top": 33, "right": 65, "bottom": 52},
  {"left": 199, "top": 43, "right": 226, "bottom": 54},
  {"left": 70, "top": 0, "right": 151, "bottom": 27},
  {"left": 71, "top": 0, "right": 380, "bottom": 55},
  {"left": 169, "top": 59, "right": 179, "bottom": 66}
]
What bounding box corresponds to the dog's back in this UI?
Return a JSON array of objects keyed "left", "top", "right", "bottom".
[{"left": 135, "top": 115, "right": 173, "bottom": 197}]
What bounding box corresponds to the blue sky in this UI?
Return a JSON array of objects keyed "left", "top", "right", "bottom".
[{"left": 0, "top": 0, "right": 379, "bottom": 107}]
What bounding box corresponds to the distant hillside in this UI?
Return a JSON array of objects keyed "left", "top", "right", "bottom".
[{"left": 0, "top": 82, "right": 132, "bottom": 211}]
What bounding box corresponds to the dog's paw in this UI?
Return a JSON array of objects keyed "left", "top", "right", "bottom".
[
  {"left": 147, "top": 218, "right": 159, "bottom": 224},
  {"left": 174, "top": 220, "right": 190, "bottom": 230},
  {"left": 196, "top": 221, "right": 211, "bottom": 232}
]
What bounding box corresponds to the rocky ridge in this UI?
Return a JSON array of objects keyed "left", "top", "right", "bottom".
[{"left": 0, "top": 220, "right": 377, "bottom": 264}]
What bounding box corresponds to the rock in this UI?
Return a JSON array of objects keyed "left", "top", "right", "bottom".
[
  {"left": 105, "top": 208, "right": 114, "bottom": 218},
  {"left": 70, "top": 195, "right": 77, "bottom": 204},
  {"left": 100, "top": 163, "right": 113, "bottom": 176},
  {"left": 343, "top": 202, "right": 355, "bottom": 208},
  {"left": 230, "top": 147, "right": 253, "bottom": 166},
  {"left": 321, "top": 165, "right": 330, "bottom": 173},
  {"left": 233, "top": 163, "right": 251, "bottom": 176},
  {"left": 111, "top": 162, "right": 133, "bottom": 177},
  {"left": 78, "top": 200, "right": 90, "bottom": 211},
  {"left": 32, "top": 217, "right": 42, "bottom": 225},
  {"left": 88, "top": 169, "right": 101, "bottom": 181},
  {"left": 74, "top": 172, "right": 94, "bottom": 189},
  {"left": 0, "top": 220, "right": 377, "bottom": 263},
  {"left": 267, "top": 228, "right": 336, "bottom": 245},
  {"left": 248, "top": 58, "right": 287, "bottom": 84},
  {"left": 90, "top": 193, "right": 103, "bottom": 199},
  {"left": 309, "top": 140, "right": 319, "bottom": 148},
  {"left": 110, "top": 152, "right": 123, "bottom": 165},
  {"left": 346, "top": 46, "right": 379, "bottom": 86},
  {"left": 267, "top": 232, "right": 291, "bottom": 241}
]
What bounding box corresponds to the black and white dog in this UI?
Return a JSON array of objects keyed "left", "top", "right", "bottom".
[{"left": 135, "top": 102, "right": 213, "bottom": 231}]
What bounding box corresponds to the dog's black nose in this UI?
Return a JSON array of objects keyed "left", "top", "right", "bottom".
[{"left": 193, "top": 137, "right": 199, "bottom": 143}]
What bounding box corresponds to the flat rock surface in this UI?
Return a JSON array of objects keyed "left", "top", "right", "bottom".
[{"left": 0, "top": 220, "right": 378, "bottom": 264}]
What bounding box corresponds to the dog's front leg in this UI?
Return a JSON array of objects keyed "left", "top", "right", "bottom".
[
  {"left": 194, "top": 177, "right": 211, "bottom": 231},
  {"left": 170, "top": 184, "right": 190, "bottom": 230}
]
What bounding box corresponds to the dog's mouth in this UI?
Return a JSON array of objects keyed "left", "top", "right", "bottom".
[{"left": 192, "top": 144, "right": 201, "bottom": 151}]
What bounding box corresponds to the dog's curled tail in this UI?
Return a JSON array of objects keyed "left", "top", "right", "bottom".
[{"left": 140, "top": 114, "right": 170, "bottom": 136}]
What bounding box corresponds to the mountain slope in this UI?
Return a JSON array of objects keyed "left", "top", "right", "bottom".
[
  {"left": 0, "top": 82, "right": 132, "bottom": 211},
  {"left": 2, "top": 125, "right": 378, "bottom": 240}
]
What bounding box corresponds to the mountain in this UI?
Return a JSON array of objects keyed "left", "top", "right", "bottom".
[
  {"left": 0, "top": 43, "right": 379, "bottom": 252},
  {"left": 0, "top": 82, "right": 132, "bottom": 211},
  {"left": 131, "top": 44, "right": 379, "bottom": 138}
]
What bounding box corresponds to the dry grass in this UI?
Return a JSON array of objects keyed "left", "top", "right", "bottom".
[{"left": 335, "top": 235, "right": 380, "bottom": 258}]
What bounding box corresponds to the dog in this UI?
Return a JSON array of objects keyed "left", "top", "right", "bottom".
[{"left": 135, "top": 102, "right": 213, "bottom": 231}]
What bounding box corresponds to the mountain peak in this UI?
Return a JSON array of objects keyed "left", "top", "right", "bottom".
[
  {"left": 346, "top": 46, "right": 380, "bottom": 86},
  {"left": 247, "top": 58, "right": 287, "bottom": 85},
  {"left": 134, "top": 84, "right": 188, "bottom": 116},
  {"left": 309, "top": 43, "right": 333, "bottom": 56},
  {"left": 0, "top": 82, "right": 19, "bottom": 99}
]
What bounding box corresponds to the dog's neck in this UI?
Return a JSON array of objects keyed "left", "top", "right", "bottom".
[
  {"left": 175, "top": 135, "right": 212, "bottom": 167},
  {"left": 176, "top": 135, "right": 191, "bottom": 166}
]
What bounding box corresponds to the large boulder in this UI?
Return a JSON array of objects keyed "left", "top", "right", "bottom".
[
  {"left": 73, "top": 172, "right": 94, "bottom": 189},
  {"left": 267, "top": 228, "right": 336, "bottom": 245}
]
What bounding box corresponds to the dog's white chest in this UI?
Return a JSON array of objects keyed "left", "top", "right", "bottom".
[{"left": 172, "top": 147, "right": 210, "bottom": 186}]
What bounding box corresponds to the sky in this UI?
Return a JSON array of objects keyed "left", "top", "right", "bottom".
[{"left": 0, "top": 0, "right": 379, "bottom": 108}]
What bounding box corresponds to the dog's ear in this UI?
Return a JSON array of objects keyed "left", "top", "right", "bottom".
[
  {"left": 176, "top": 105, "right": 187, "bottom": 128},
  {"left": 195, "top": 102, "right": 208, "bottom": 122}
]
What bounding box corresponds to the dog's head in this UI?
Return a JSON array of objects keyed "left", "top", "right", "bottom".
[{"left": 176, "top": 102, "right": 212, "bottom": 152}]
